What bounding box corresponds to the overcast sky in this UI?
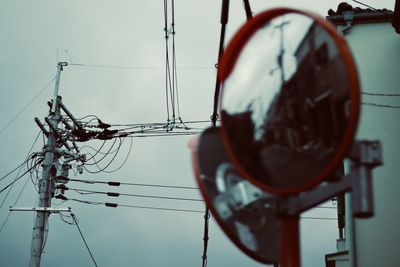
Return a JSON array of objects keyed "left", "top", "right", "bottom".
[{"left": 0, "top": 1, "right": 395, "bottom": 267}]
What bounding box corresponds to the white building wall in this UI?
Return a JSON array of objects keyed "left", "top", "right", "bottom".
[{"left": 343, "top": 21, "right": 400, "bottom": 266}]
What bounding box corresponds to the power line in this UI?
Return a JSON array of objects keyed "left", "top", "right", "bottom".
[
  {"left": 57, "top": 196, "right": 204, "bottom": 213},
  {"left": 0, "top": 76, "right": 56, "bottom": 136},
  {"left": 61, "top": 117, "right": 205, "bottom": 143},
  {"left": 84, "top": 139, "right": 122, "bottom": 161},
  {"left": 80, "top": 137, "right": 135, "bottom": 177},
  {"left": 163, "top": 0, "right": 188, "bottom": 126},
  {"left": 82, "top": 141, "right": 107, "bottom": 160},
  {"left": 109, "top": 120, "right": 211, "bottom": 127},
  {"left": 69, "top": 63, "right": 212, "bottom": 71},
  {"left": 300, "top": 216, "right": 337, "bottom": 221},
  {"left": 0, "top": 160, "right": 30, "bottom": 183},
  {"left": 362, "top": 102, "right": 400, "bottom": 109},
  {"left": 70, "top": 213, "right": 98, "bottom": 267},
  {"left": 362, "top": 92, "right": 400, "bottom": 97},
  {"left": 65, "top": 177, "right": 199, "bottom": 190},
  {"left": 211, "top": 0, "right": 229, "bottom": 127},
  {"left": 202, "top": 2, "right": 230, "bottom": 265},
  {"left": 117, "top": 203, "right": 204, "bottom": 213},
  {"left": 0, "top": 175, "right": 31, "bottom": 233},
  {"left": 102, "top": 137, "right": 133, "bottom": 174},
  {"left": 201, "top": 207, "right": 211, "bottom": 267},
  {"left": 67, "top": 187, "right": 203, "bottom": 202},
  {"left": 83, "top": 138, "right": 121, "bottom": 173},
  {"left": 352, "top": 0, "right": 393, "bottom": 16},
  {"left": 0, "top": 131, "right": 41, "bottom": 211},
  {"left": 59, "top": 213, "right": 75, "bottom": 225},
  {"left": 118, "top": 132, "right": 199, "bottom": 138},
  {"left": 164, "top": 0, "right": 173, "bottom": 122},
  {"left": 0, "top": 164, "right": 40, "bottom": 194}
]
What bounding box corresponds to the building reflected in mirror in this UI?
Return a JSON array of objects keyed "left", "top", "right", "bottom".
[
  {"left": 221, "top": 14, "right": 352, "bottom": 190},
  {"left": 193, "top": 127, "right": 280, "bottom": 264}
]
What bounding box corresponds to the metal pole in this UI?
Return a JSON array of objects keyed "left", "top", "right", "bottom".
[
  {"left": 29, "top": 65, "right": 63, "bottom": 267},
  {"left": 337, "top": 194, "right": 345, "bottom": 239},
  {"left": 51, "top": 63, "right": 62, "bottom": 113},
  {"left": 280, "top": 215, "right": 300, "bottom": 267}
]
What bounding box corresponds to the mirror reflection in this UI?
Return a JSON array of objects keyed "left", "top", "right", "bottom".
[
  {"left": 221, "top": 13, "right": 352, "bottom": 190},
  {"left": 194, "top": 127, "right": 279, "bottom": 264}
]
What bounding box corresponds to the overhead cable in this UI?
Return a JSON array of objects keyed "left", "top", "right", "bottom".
[
  {"left": 362, "top": 102, "right": 400, "bottom": 109},
  {"left": 164, "top": 0, "right": 172, "bottom": 122},
  {"left": 102, "top": 137, "right": 133, "bottom": 173},
  {"left": 211, "top": 0, "right": 230, "bottom": 128},
  {"left": 0, "top": 76, "right": 56, "bottom": 136},
  {"left": 0, "top": 175, "right": 30, "bottom": 234},
  {"left": 64, "top": 177, "right": 199, "bottom": 190},
  {"left": 109, "top": 120, "right": 211, "bottom": 127},
  {"left": 82, "top": 140, "right": 107, "bottom": 160},
  {"left": 0, "top": 131, "right": 41, "bottom": 211},
  {"left": 63, "top": 117, "right": 205, "bottom": 142},
  {"left": 0, "top": 164, "right": 40, "bottom": 194},
  {"left": 362, "top": 92, "right": 400, "bottom": 97},
  {"left": 59, "top": 212, "right": 75, "bottom": 225},
  {"left": 84, "top": 138, "right": 123, "bottom": 174},
  {"left": 116, "top": 132, "right": 199, "bottom": 138},
  {"left": 242, "top": 0, "right": 253, "bottom": 20},
  {"left": 66, "top": 187, "right": 203, "bottom": 202},
  {"left": 201, "top": 207, "right": 211, "bottom": 267},
  {"left": 117, "top": 203, "right": 204, "bottom": 213},
  {"left": 83, "top": 138, "right": 119, "bottom": 167},
  {"left": 68, "top": 63, "right": 213, "bottom": 71},
  {"left": 56, "top": 195, "right": 204, "bottom": 213},
  {"left": 163, "top": 0, "right": 187, "bottom": 129},
  {"left": 300, "top": 216, "right": 337, "bottom": 221},
  {"left": 171, "top": 0, "right": 183, "bottom": 121},
  {"left": 0, "top": 160, "right": 31, "bottom": 183},
  {"left": 352, "top": 0, "right": 393, "bottom": 16},
  {"left": 203, "top": 2, "right": 230, "bottom": 266},
  {"left": 70, "top": 213, "right": 98, "bottom": 267}
]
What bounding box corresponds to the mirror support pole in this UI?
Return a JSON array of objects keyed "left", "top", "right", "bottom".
[
  {"left": 275, "top": 141, "right": 382, "bottom": 266},
  {"left": 280, "top": 215, "right": 300, "bottom": 267}
]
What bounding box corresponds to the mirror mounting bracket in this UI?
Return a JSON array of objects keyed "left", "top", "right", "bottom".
[
  {"left": 215, "top": 140, "right": 383, "bottom": 219},
  {"left": 349, "top": 140, "right": 382, "bottom": 167},
  {"left": 275, "top": 140, "right": 382, "bottom": 217},
  {"left": 210, "top": 140, "right": 383, "bottom": 226}
]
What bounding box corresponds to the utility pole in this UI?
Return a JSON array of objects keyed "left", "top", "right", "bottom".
[{"left": 29, "top": 62, "right": 65, "bottom": 267}]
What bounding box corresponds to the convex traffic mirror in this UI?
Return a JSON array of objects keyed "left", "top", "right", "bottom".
[
  {"left": 189, "top": 127, "right": 279, "bottom": 264},
  {"left": 219, "top": 8, "right": 360, "bottom": 195}
]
